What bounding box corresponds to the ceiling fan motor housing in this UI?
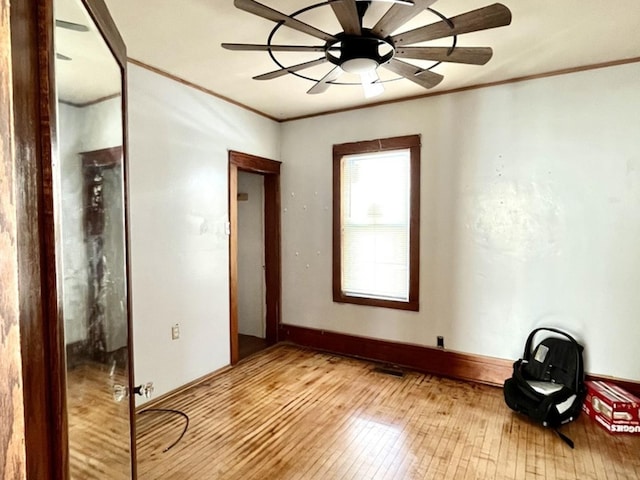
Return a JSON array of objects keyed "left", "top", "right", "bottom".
[{"left": 327, "top": 31, "right": 395, "bottom": 72}]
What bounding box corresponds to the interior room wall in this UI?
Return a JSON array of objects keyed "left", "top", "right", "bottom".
[
  {"left": 58, "top": 98, "right": 124, "bottom": 349},
  {"left": 237, "top": 171, "right": 265, "bottom": 339},
  {"left": 57, "top": 103, "right": 87, "bottom": 345},
  {"left": 279, "top": 62, "right": 640, "bottom": 382},
  {"left": 126, "top": 63, "right": 280, "bottom": 403}
]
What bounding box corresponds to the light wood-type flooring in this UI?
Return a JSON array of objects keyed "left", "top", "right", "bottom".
[
  {"left": 67, "top": 363, "right": 132, "bottom": 479},
  {"left": 136, "top": 344, "right": 640, "bottom": 479}
]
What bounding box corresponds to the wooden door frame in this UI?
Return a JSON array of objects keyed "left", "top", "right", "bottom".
[
  {"left": 229, "top": 151, "right": 282, "bottom": 364},
  {"left": 10, "top": 0, "right": 135, "bottom": 478}
]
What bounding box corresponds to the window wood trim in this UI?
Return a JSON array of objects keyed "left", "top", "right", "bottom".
[{"left": 333, "top": 134, "right": 420, "bottom": 311}]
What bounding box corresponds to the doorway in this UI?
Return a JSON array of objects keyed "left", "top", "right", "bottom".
[
  {"left": 237, "top": 170, "right": 266, "bottom": 358},
  {"left": 229, "top": 151, "right": 281, "bottom": 364}
]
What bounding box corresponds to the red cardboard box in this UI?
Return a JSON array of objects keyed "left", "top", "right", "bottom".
[{"left": 582, "top": 380, "right": 640, "bottom": 435}]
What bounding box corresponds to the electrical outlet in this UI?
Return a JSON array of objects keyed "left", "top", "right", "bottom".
[
  {"left": 172, "top": 324, "right": 180, "bottom": 340},
  {"left": 437, "top": 336, "right": 444, "bottom": 348}
]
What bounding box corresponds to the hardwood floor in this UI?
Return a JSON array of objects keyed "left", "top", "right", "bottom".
[
  {"left": 67, "top": 363, "right": 132, "bottom": 479},
  {"left": 136, "top": 345, "right": 640, "bottom": 479}
]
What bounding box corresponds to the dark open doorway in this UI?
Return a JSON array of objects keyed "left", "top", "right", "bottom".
[{"left": 228, "top": 151, "right": 281, "bottom": 364}]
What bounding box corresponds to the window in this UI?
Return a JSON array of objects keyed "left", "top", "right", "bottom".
[{"left": 333, "top": 135, "right": 420, "bottom": 311}]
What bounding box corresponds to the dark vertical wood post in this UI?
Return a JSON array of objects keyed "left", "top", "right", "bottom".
[
  {"left": 9, "top": 0, "right": 59, "bottom": 478},
  {"left": 81, "top": 147, "right": 123, "bottom": 364}
]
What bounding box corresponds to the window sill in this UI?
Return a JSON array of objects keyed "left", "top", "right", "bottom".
[{"left": 333, "top": 292, "right": 419, "bottom": 312}]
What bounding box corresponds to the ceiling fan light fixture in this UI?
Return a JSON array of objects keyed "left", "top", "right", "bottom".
[
  {"left": 341, "top": 57, "right": 379, "bottom": 75},
  {"left": 362, "top": 72, "right": 384, "bottom": 98},
  {"left": 358, "top": 0, "right": 414, "bottom": 5}
]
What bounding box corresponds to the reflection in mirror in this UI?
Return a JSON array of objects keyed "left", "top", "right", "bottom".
[{"left": 53, "top": 0, "right": 132, "bottom": 477}]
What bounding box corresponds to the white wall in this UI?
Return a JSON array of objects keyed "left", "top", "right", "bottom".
[
  {"left": 126, "top": 61, "right": 639, "bottom": 400},
  {"left": 58, "top": 98, "right": 125, "bottom": 348},
  {"left": 280, "top": 62, "right": 640, "bottom": 381},
  {"left": 58, "top": 103, "right": 88, "bottom": 345},
  {"left": 237, "top": 171, "right": 265, "bottom": 338},
  {"left": 127, "top": 63, "right": 280, "bottom": 402}
]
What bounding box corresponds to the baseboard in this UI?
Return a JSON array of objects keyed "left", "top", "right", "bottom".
[
  {"left": 279, "top": 324, "right": 640, "bottom": 397},
  {"left": 66, "top": 340, "right": 90, "bottom": 369},
  {"left": 66, "top": 341, "right": 128, "bottom": 369},
  {"left": 279, "top": 324, "right": 513, "bottom": 387},
  {"left": 135, "top": 364, "right": 234, "bottom": 412}
]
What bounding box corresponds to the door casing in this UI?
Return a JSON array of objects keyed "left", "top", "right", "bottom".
[{"left": 228, "top": 151, "right": 281, "bottom": 364}]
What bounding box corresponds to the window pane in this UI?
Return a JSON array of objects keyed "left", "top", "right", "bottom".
[{"left": 341, "top": 149, "right": 410, "bottom": 301}]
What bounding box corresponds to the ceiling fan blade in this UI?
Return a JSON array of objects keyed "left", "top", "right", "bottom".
[
  {"left": 234, "top": 0, "right": 336, "bottom": 42},
  {"left": 254, "top": 57, "right": 328, "bottom": 80},
  {"left": 307, "top": 67, "right": 343, "bottom": 94},
  {"left": 222, "top": 43, "right": 327, "bottom": 52},
  {"left": 55, "top": 19, "right": 89, "bottom": 32},
  {"left": 395, "top": 46, "right": 493, "bottom": 65},
  {"left": 384, "top": 58, "right": 443, "bottom": 89},
  {"left": 371, "top": 0, "right": 436, "bottom": 38},
  {"left": 330, "top": 0, "right": 361, "bottom": 36},
  {"left": 392, "top": 3, "right": 512, "bottom": 46}
]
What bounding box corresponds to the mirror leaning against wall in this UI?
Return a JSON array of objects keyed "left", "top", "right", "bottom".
[{"left": 52, "top": 0, "right": 134, "bottom": 477}]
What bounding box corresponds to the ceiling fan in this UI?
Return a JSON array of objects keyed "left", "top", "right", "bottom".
[
  {"left": 55, "top": 19, "right": 89, "bottom": 61},
  {"left": 222, "top": 0, "right": 512, "bottom": 98}
]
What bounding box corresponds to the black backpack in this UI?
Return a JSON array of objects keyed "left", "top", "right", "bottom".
[{"left": 503, "top": 327, "right": 586, "bottom": 447}]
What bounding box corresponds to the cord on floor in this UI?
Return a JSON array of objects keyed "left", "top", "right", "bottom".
[{"left": 138, "top": 408, "right": 190, "bottom": 453}]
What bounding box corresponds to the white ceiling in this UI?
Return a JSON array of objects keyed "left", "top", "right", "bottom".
[
  {"left": 102, "top": 0, "right": 640, "bottom": 120},
  {"left": 55, "top": 0, "right": 121, "bottom": 104}
]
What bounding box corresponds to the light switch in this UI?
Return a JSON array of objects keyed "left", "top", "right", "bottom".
[{"left": 172, "top": 324, "right": 180, "bottom": 340}]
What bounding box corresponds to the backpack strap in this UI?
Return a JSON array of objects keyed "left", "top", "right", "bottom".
[{"left": 555, "top": 428, "right": 575, "bottom": 448}]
